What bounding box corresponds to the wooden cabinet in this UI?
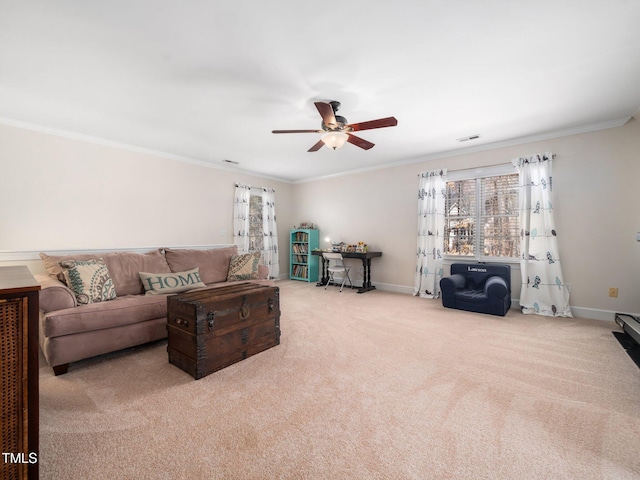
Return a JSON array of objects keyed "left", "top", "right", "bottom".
[
  {"left": 289, "top": 229, "right": 319, "bottom": 282},
  {"left": 0, "top": 266, "right": 40, "bottom": 479}
]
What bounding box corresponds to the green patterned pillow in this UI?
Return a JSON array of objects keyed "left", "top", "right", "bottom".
[
  {"left": 139, "top": 268, "right": 206, "bottom": 295},
  {"left": 59, "top": 258, "right": 117, "bottom": 305},
  {"left": 227, "top": 252, "right": 261, "bottom": 281}
]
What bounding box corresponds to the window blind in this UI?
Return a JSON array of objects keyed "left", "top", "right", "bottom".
[{"left": 444, "top": 173, "right": 519, "bottom": 259}]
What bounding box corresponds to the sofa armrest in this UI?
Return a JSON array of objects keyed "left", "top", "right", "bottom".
[
  {"left": 439, "top": 273, "right": 466, "bottom": 307},
  {"left": 35, "top": 273, "right": 77, "bottom": 312},
  {"left": 484, "top": 276, "right": 508, "bottom": 298},
  {"left": 441, "top": 273, "right": 466, "bottom": 292},
  {"left": 257, "top": 264, "right": 269, "bottom": 280}
]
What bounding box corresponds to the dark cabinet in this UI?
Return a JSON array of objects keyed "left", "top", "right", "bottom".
[{"left": 1, "top": 266, "right": 40, "bottom": 479}]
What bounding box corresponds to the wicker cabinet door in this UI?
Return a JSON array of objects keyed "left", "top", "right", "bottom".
[
  {"left": 1, "top": 297, "right": 29, "bottom": 480},
  {"left": 0, "top": 265, "right": 39, "bottom": 480}
]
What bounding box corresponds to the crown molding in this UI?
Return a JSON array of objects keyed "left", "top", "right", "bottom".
[
  {"left": 293, "top": 116, "right": 632, "bottom": 184},
  {"left": 0, "top": 117, "right": 292, "bottom": 184},
  {"left": 1, "top": 115, "right": 630, "bottom": 185}
]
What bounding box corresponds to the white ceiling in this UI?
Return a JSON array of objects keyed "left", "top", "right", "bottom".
[{"left": 1, "top": 1, "right": 639, "bottom": 183}]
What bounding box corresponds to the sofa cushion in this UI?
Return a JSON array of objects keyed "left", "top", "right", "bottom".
[
  {"left": 103, "top": 250, "right": 172, "bottom": 296},
  {"left": 59, "top": 258, "right": 117, "bottom": 305},
  {"left": 227, "top": 252, "right": 261, "bottom": 281},
  {"left": 41, "top": 252, "right": 103, "bottom": 282},
  {"left": 139, "top": 268, "right": 206, "bottom": 295},
  {"left": 40, "top": 249, "right": 172, "bottom": 296},
  {"left": 42, "top": 294, "right": 169, "bottom": 338},
  {"left": 164, "top": 246, "right": 238, "bottom": 284},
  {"left": 455, "top": 288, "right": 487, "bottom": 302}
]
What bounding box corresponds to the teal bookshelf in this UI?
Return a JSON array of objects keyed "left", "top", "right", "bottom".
[{"left": 290, "top": 229, "right": 319, "bottom": 282}]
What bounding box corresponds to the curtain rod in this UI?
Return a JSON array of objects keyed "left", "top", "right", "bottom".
[
  {"left": 417, "top": 154, "right": 556, "bottom": 176},
  {"left": 234, "top": 183, "right": 276, "bottom": 193}
]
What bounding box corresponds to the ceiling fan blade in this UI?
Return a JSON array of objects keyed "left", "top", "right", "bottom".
[
  {"left": 314, "top": 101, "right": 338, "bottom": 127},
  {"left": 346, "top": 134, "right": 375, "bottom": 150},
  {"left": 348, "top": 116, "right": 398, "bottom": 132},
  {"left": 272, "top": 129, "right": 321, "bottom": 134},
  {"left": 307, "top": 139, "right": 325, "bottom": 152}
]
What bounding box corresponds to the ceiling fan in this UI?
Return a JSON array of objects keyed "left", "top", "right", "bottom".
[{"left": 272, "top": 101, "right": 398, "bottom": 152}]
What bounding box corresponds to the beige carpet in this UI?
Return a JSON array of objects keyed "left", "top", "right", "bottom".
[{"left": 39, "top": 280, "right": 640, "bottom": 479}]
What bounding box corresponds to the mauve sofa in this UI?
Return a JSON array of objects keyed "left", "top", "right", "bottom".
[{"left": 36, "top": 246, "right": 273, "bottom": 375}]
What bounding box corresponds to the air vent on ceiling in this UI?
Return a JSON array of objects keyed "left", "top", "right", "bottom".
[{"left": 457, "top": 134, "right": 480, "bottom": 142}]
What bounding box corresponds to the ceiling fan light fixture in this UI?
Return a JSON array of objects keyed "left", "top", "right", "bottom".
[
  {"left": 273, "top": 101, "right": 397, "bottom": 152},
  {"left": 321, "top": 131, "right": 348, "bottom": 150}
]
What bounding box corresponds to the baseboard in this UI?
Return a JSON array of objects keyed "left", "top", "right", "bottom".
[
  {"left": 374, "top": 282, "right": 414, "bottom": 294},
  {"left": 569, "top": 306, "right": 639, "bottom": 323},
  {"left": 374, "top": 283, "right": 633, "bottom": 323},
  {"left": 3, "top": 254, "right": 630, "bottom": 323}
]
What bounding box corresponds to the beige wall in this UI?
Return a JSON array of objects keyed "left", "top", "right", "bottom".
[
  {"left": 292, "top": 117, "right": 640, "bottom": 318},
  {"left": 0, "top": 123, "right": 294, "bottom": 275},
  {"left": 1, "top": 118, "right": 638, "bottom": 319}
]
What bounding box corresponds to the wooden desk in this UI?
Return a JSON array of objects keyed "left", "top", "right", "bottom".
[{"left": 312, "top": 250, "right": 382, "bottom": 293}]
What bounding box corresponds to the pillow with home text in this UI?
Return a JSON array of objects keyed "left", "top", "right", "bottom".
[{"left": 139, "top": 268, "right": 206, "bottom": 295}]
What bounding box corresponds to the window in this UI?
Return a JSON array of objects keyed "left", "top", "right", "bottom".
[
  {"left": 444, "top": 170, "right": 519, "bottom": 259},
  {"left": 248, "top": 193, "right": 264, "bottom": 252}
]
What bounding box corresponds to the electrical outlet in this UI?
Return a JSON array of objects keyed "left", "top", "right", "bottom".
[{"left": 609, "top": 287, "right": 618, "bottom": 298}]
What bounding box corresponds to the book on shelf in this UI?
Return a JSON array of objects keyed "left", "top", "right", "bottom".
[
  {"left": 292, "top": 244, "right": 309, "bottom": 254},
  {"left": 292, "top": 264, "right": 309, "bottom": 278},
  {"left": 293, "top": 232, "right": 309, "bottom": 242}
]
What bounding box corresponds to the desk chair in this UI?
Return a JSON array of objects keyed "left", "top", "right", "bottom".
[{"left": 322, "top": 252, "right": 353, "bottom": 292}]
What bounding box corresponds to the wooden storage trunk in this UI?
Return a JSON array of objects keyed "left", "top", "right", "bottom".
[{"left": 167, "top": 283, "right": 280, "bottom": 379}]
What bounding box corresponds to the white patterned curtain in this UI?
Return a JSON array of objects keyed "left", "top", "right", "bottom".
[
  {"left": 233, "top": 183, "right": 251, "bottom": 253},
  {"left": 261, "top": 188, "right": 280, "bottom": 279},
  {"left": 414, "top": 169, "right": 447, "bottom": 298},
  {"left": 512, "top": 153, "right": 572, "bottom": 317}
]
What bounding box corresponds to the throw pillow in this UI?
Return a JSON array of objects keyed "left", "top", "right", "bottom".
[
  {"left": 139, "top": 268, "right": 206, "bottom": 295},
  {"left": 41, "top": 252, "right": 100, "bottom": 282},
  {"left": 164, "top": 246, "right": 238, "bottom": 284},
  {"left": 59, "top": 258, "right": 117, "bottom": 305},
  {"left": 227, "top": 252, "right": 261, "bottom": 281}
]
